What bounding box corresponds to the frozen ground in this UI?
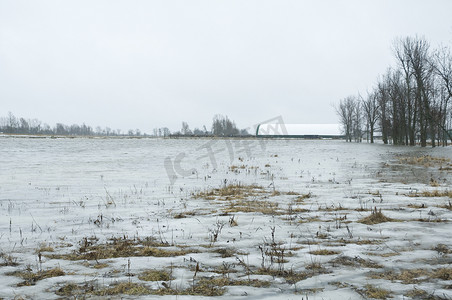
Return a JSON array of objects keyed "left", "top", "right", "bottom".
[{"left": 1, "top": 136, "right": 452, "bottom": 299}]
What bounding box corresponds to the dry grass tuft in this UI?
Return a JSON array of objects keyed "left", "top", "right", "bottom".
[
  {"left": 192, "top": 183, "right": 267, "bottom": 201},
  {"left": 331, "top": 255, "right": 382, "bottom": 269},
  {"left": 223, "top": 199, "right": 281, "bottom": 215},
  {"left": 81, "top": 261, "right": 109, "bottom": 269},
  {"left": 35, "top": 243, "right": 54, "bottom": 254},
  {"left": 47, "top": 236, "right": 193, "bottom": 261},
  {"left": 407, "top": 203, "right": 427, "bottom": 209},
  {"left": 198, "top": 277, "right": 270, "bottom": 288},
  {"left": 298, "top": 217, "right": 322, "bottom": 224},
  {"left": 360, "top": 284, "right": 391, "bottom": 299},
  {"left": 154, "top": 278, "right": 226, "bottom": 296},
  {"left": 309, "top": 249, "right": 340, "bottom": 256},
  {"left": 285, "top": 191, "right": 300, "bottom": 195},
  {"left": 229, "top": 165, "right": 246, "bottom": 172},
  {"left": 138, "top": 269, "right": 172, "bottom": 281},
  {"left": 438, "top": 200, "right": 452, "bottom": 210},
  {"left": 415, "top": 217, "right": 447, "bottom": 223},
  {"left": 397, "top": 155, "right": 450, "bottom": 168},
  {"left": 212, "top": 247, "right": 246, "bottom": 258},
  {"left": 295, "top": 287, "right": 325, "bottom": 295},
  {"left": 409, "top": 190, "right": 452, "bottom": 198},
  {"left": 95, "top": 282, "right": 152, "bottom": 296},
  {"left": 173, "top": 211, "right": 196, "bottom": 219},
  {"left": 56, "top": 276, "right": 268, "bottom": 297},
  {"left": 56, "top": 283, "right": 85, "bottom": 296},
  {"left": 404, "top": 288, "right": 430, "bottom": 299},
  {"left": 433, "top": 244, "right": 451, "bottom": 254},
  {"left": 358, "top": 207, "right": 394, "bottom": 225},
  {"left": 353, "top": 239, "right": 383, "bottom": 245},
  {"left": 366, "top": 252, "right": 399, "bottom": 258},
  {"left": 294, "top": 193, "right": 312, "bottom": 203},
  {"left": 0, "top": 252, "right": 18, "bottom": 266},
  {"left": 257, "top": 268, "right": 310, "bottom": 284},
  {"left": 8, "top": 267, "right": 65, "bottom": 286},
  {"left": 92, "top": 263, "right": 109, "bottom": 269},
  {"left": 369, "top": 268, "right": 430, "bottom": 284},
  {"left": 433, "top": 268, "right": 452, "bottom": 280}
]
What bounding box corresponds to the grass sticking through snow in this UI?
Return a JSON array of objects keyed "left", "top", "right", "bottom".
[
  {"left": 409, "top": 190, "right": 452, "bottom": 198},
  {"left": 192, "top": 183, "right": 267, "bottom": 201},
  {"left": 360, "top": 284, "right": 391, "bottom": 299},
  {"left": 358, "top": 207, "right": 394, "bottom": 225},
  {"left": 47, "top": 236, "right": 193, "bottom": 260},
  {"left": 8, "top": 267, "right": 65, "bottom": 286},
  {"left": 309, "top": 249, "right": 340, "bottom": 256},
  {"left": 369, "top": 269, "right": 430, "bottom": 284},
  {"left": 138, "top": 269, "right": 172, "bottom": 281}
]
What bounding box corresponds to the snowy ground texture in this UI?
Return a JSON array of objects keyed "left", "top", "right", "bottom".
[{"left": 1, "top": 137, "right": 452, "bottom": 300}]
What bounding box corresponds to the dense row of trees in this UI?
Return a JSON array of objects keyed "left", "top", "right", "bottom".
[
  {"left": 336, "top": 36, "right": 452, "bottom": 147},
  {"left": 0, "top": 112, "right": 145, "bottom": 136},
  {"left": 170, "top": 114, "right": 249, "bottom": 137},
  {"left": 1, "top": 112, "right": 248, "bottom": 137}
]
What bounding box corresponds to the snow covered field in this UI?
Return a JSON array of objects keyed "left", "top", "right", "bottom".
[{"left": 1, "top": 137, "right": 452, "bottom": 299}]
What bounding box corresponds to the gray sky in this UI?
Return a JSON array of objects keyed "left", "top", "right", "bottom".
[{"left": 1, "top": 1, "right": 452, "bottom": 133}]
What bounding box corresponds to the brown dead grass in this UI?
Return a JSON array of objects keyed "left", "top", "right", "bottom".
[
  {"left": 360, "top": 284, "right": 391, "bottom": 299},
  {"left": 193, "top": 183, "right": 267, "bottom": 201},
  {"left": 138, "top": 269, "right": 172, "bottom": 281},
  {"left": 331, "top": 255, "right": 383, "bottom": 269},
  {"left": 438, "top": 200, "right": 452, "bottom": 210},
  {"left": 56, "top": 279, "right": 226, "bottom": 297},
  {"left": 358, "top": 207, "right": 395, "bottom": 225},
  {"left": 404, "top": 288, "right": 430, "bottom": 299},
  {"left": 55, "top": 282, "right": 97, "bottom": 296},
  {"left": 256, "top": 268, "right": 311, "bottom": 284},
  {"left": 415, "top": 217, "right": 448, "bottom": 223},
  {"left": 47, "top": 236, "right": 194, "bottom": 261},
  {"left": 369, "top": 268, "right": 430, "bottom": 284},
  {"left": 407, "top": 203, "right": 427, "bottom": 209},
  {"left": 8, "top": 267, "right": 65, "bottom": 286},
  {"left": 229, "top": 165, "right": 247, "bottom": 171},
  {"left": 95, "top": 282, "right": 152, "bottom": 296},
  {"left": 433, "top": 268, "right": 452, "bottom": 280},
  {"left": 35, "top": 243, "right": 54, "bottom": 254},
  {"left": 223, "top": 199, "right": 281, "bottom": 215},
  {"left": 0, "top": 252, "right": 18, "bottom": 266},
  {"left": 409, "top": 190, "right": 452, "bottom": 198},
  {"left": 309, "top": 249, "right": 340, "bottom": 256},
  {"left": 173, "top": 211, "right": 196, "bottom": 219},
  {"left": 397, "top": 155, "right": 450, "bottom": 168},
  {"left": 433, "top": 244, "right": 451, "bottom": 254},
  {"left": 294, "top": 193, "right": 312, "bottom": 203},
  {"left": 366, "top": 252, "right": 400, "bottom": 258}
]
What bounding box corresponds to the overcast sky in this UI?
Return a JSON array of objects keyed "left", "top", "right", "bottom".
[{"left": 1, "top": 1, "right": 452, "bottom": 133}]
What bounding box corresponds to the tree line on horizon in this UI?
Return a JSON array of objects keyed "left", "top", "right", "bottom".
[
  {"left": 0, "top": 112, "right": 145, "bottom": 136},
  {"left": 0, "top": 112, "right": 249, "bottom": 137},
  {"left": 157, "top": 114, "right": 250, "bottom": 137},
  {"left": 336, "top": 36, "right": 452, "bottom": 147}
]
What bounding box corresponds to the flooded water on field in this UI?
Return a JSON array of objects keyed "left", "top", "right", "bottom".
[{"left": 1, "top": 137, "right": 452, "bottom": 299}]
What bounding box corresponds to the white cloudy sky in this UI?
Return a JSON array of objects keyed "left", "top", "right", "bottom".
[{"left": 1, "top": 1, "right": 452, "bottom": 133}]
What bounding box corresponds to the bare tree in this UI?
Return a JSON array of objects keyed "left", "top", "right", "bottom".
[
  {"left": 335, "top": 96, "right": 358, "bottom": 142},
  {"left": 394, "top": 37, "right": 417, "bottom": 145},
  {"left": 211, "top": 115, "right": 239, "bottom": 136},
  {"left": 432, "top": 46, "right": 452, "bottom": 144},
  {"left": 362, "top": 91, "right": 380, "bottom": 143},
  {"left": 181, "top": 122, "right": 192, "bottom": 135}
]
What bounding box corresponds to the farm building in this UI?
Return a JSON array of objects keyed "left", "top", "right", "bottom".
[{"left": 256, "top": 123, "right": 343, "bottom": 139}]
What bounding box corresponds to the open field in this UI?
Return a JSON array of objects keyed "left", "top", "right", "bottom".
[{"left": 1, "top": 137, "right": 452, "bottom": 299}]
